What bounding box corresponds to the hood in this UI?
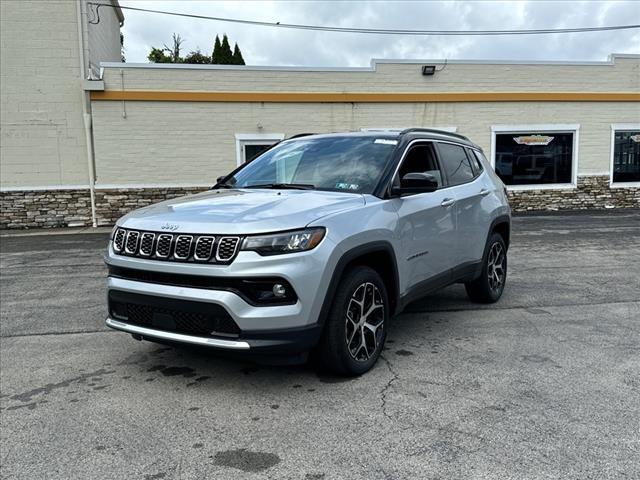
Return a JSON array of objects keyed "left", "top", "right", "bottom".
[{"left": 118, "top": 188, "right": 366, "bottom": 234}]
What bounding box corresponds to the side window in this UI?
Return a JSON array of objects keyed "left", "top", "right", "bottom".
[
  {"left": 437, "top": 143, "right": 475, "bottom": 186},
  {"left": 468, "top": 149, "right": 484, "bottom": 175},
  {"left": 397, "top": 143, "right": 443, "bottom": 188}
]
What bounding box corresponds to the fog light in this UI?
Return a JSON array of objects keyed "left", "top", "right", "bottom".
[{"left": 272, "top": 284, "right": 287, "bottom": 298}]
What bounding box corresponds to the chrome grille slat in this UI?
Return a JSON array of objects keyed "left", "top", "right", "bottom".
[
  {"left": 114, "top": 229, "right": 240, "bottom": 264},
  {"left": 216, "top": 237, "right": 240, "bottom": 261},
  {"left": 155, "top": 234, "right": 173, "bottom": 258},
  {"left": 194, "top": 236, "right": 215, "bottom": 261},
  {"left": 113, "top": 228, "right": 126, "bottom": 252},
  {"left": 139, "top": 233, "right": 155, "bottom": 257},
  {"left": 174, "top": 235, "right": 193, "bottom": 260},
  {"left": 124, "top": 231, "right": 140, "bottom": 254}
]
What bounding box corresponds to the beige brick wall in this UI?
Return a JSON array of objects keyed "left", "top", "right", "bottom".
[
  {"left": 91, "top": 100, "right": 640, "bottom": 185},
  {"left": 0, "top": 0, "right": 122, "bottom": 189},
  {"left": 83, "top": 0, "right": 122, "bottom": 70},
  {"left": 1, "top": 0, "right": 88, "bottom": 188}
]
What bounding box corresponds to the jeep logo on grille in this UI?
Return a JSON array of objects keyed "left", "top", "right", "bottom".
[{"left": 160, "top": 223, "right": 179, "bottom": 231}]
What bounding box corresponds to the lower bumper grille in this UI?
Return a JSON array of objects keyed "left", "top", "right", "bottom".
[{"left": 108, "top": 290, "right": 240, "bottom": 338}]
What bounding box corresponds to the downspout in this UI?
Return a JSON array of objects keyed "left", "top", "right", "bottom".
[{"left": 76, "top": 0, "right": 98, "bottom": 227}]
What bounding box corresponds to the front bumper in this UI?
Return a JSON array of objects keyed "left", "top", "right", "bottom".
[
  {"left": 106, "top": 317, "right": 322, "bottom": 354},
  {"left": 104, "top": 238, "right": 337, "bottom": 354}
]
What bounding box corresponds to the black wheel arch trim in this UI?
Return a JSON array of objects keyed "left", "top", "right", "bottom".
[
  {"left": 317, "top": 241, "right": 400, "bottom": 326},
  {"left": 488, "top": 214, "right": 511, "bottom": 249}
]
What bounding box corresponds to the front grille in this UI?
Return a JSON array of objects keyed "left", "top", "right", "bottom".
[
  {"left": 109, "top": 290, "right": 241, "bottom": 337},
  {"left": 113, "top": 229, "right": 126, "bottom": 252},
  {"left": 174, "top": 235, "right": 193, "bottom": 259},
  {"left": 217, "top": 237, "right": 240, "bottom": 261},
  {"left": 112, "top": 228, "right": 242, "bottom": 264},
  {"left": 139, "top": 233, "right": 155, "bottom": 256},
  {"left": 194, "top": 236, "right": 215, "bottom": 261}
]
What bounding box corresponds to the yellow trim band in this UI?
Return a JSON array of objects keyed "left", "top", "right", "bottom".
[{"left": 90, "top": 91, "right": 640, "bottom": 103}]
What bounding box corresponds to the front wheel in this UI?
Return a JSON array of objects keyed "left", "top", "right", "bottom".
[
  {"left": 465, "top": 232, "right": 507, "bottom": 303},
  {"left": 318, "top": 266, "right": 388, "bottom": 376}
]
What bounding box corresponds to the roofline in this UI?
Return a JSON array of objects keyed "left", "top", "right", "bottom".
[
  {"left": 100, "top": 53, "right": 638, "bottom": 72},
  {"left": 111, "top": 0, "right": 124, "bottom": 26}
]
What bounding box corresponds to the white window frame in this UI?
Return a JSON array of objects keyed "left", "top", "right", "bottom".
[
  {"left": 610, "top": 123, "right": 640, "bottom": 188},
  {"left": 490, "top": 124, "right": 580, "bottom": 191},
  {"left": 235, "top": 133, "right": 285, "bottom": 166}
]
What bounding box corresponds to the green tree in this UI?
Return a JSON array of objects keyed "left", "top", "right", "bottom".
[
  {"left": 220, "top": 34, "right": 233, "bottom": 64},
  {"left": 148, "top": 33, "right": 184, "bottom": 63},
  {"left": 184, "top": 49, "right": 211, "bottom": 64},
  {"left": 147, "top": 47, "right": 172, "bottom": 63},
  {"left": 211, "top": 35, "right": 223, "bottom": 64},
  {"left": 232, "top": 43, "right": 245, "bottom": 65}
]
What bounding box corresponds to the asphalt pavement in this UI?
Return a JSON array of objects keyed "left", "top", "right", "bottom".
[{"left": 1, "top": 212, "right": 639, "bottom": 479}]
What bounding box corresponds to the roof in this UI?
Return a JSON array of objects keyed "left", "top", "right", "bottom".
[
  {"left": 101, "top": 53, "right": 639, "bottom": 71},
  {"left": 284, "top": 128, "right": 480, "bottom": 149}
]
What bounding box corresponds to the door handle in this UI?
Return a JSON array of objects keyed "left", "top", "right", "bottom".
[
  {"left": 441, "top": 198, "right": 456, "bottom": 207},
  {"left": 480, "top": 188, "right": 491, "bottom": 196}
]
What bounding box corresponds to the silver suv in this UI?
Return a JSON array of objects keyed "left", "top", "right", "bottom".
[{"left": 105, "top": 129, "right": 510, "bottom": 375}]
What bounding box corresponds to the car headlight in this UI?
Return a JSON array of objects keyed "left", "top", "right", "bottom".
[{"left": 241, "top": 227, "right": 325, "bottom": 255}]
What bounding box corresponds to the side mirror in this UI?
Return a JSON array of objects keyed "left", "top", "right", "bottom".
[
  {"left": 391, "top": 172, "right": 439, "bottom": 196},
  {"left": 216, "top": 176, "right": 226, "bottom": 184}
]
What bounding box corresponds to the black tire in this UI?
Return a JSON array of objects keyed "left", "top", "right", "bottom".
[
  {"left": 465, "top": 232, "right": 507, "bottom": 303},
  {"left": 318, "top": 266, "right": 388, "bottom": 376}
]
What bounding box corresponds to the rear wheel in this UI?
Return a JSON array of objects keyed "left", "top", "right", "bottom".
[
  {"left": 465, "top": 232, "right": 507, "bottom": 303},
  {"left": 319, "top": 266, "right": 388, "bottom": 376}
]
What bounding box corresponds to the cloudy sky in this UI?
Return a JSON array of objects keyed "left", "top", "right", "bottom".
[{"left": 118, "top": 1, "right": 640, "bottom": 66}]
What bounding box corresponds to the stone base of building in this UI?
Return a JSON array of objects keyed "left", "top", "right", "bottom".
[
  {"left": 1, "top": 176, "right": 638, "bottom": 229},
  {"left": 0, "top": 187, "right": 207, "bottom": 229},
  {"left": 507, "top": 175, "right": 639, "bottom": 212}
]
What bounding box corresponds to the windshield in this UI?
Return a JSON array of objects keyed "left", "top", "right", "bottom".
[{"left": 223, "top": 136, "right": 397, "bottom": 194}]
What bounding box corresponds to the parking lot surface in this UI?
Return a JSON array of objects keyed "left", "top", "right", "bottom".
[{"left": 1, "top": 212, "right": 639, "bottom": 479}]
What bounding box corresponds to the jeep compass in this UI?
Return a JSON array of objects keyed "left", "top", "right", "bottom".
[{"left": 105, "top": 129, "right": 511, "bottom": 375}]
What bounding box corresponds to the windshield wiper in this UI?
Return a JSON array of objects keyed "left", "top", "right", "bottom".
[{"left": 244, "top": 183, "right": 316, "bottom": 190}]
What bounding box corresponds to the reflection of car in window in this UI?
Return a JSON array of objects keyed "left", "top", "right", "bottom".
[{"left": 105, "top": 129, "right": 511, "bottom": 376}]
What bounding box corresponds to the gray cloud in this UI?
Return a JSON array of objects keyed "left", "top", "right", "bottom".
[{"left": 119, "top": 0, "right": 640, "bottom": 65}]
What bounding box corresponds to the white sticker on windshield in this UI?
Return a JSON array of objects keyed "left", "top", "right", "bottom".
[
  {"left": 335, "top": 183, "right": 360, "bottom": 190},
  {"left": 374, "top": 139, "right": 398, "bottom": 145}
]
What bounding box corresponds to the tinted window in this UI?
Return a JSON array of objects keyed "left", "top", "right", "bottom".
[
  {"left": 437, "top": 143, "right": 475, "bottom": 186},
  {"left": 469, "top": 149, "right": 484, "bottom": 174},
  {"left": 612, "top": 130, "right": 640, "bottom": 183},
  {"left": 397, "top": 143, "right": 443, "bottom": 187},
  {"left": 495, "top": 132, "right": 573, "bottom": 185},
  {"left": 229, "top": 136, "right": 396, "bottom": 194}
]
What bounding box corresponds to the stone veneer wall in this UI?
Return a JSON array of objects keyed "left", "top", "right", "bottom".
[
  {"left": 1, "top": 177, "right": 638, "bottom": 229},
  {"left": 0, "top": 189, "right": 93, "bottom": 229},
  {"left": 507, "top": 175, "right": 639, "bottom": 212}
]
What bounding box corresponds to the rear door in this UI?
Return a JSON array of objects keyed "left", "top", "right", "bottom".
[
  {"left": 392, "top": 142, "right": 457, "bottom": 291},
  {"left": 435, "top": 142, "right": 487, "bottom": 267}
]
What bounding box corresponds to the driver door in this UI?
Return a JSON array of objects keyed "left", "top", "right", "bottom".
[{"left": 391, "top": 142, "right": 457, "bottom": 292}]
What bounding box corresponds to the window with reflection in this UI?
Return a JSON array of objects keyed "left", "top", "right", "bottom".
[
  {"left": 612, "top": 130, "right": 640, "bottom": 183},
  {"left": 494, "top": 132, "right": 574, "bottom": 186}
]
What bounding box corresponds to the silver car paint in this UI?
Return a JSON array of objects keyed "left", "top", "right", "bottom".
[{"left": 105, "top": 140, "right": 510, "bottom": 341}]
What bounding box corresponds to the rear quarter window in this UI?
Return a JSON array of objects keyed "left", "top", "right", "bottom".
[{"left": 437, "top": 143, "right": 476, "bottom": 186}]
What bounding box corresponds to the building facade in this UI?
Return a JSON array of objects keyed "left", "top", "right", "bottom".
[
  {"left": 1, "top": 3, "right": 638, "bottom": 229},
  {"left": 0, "top": 0, "right": 123, "bottom": 228}
]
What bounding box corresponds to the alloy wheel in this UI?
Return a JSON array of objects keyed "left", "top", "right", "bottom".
[
  {"left": 345, "top": 282, "right": 385, "bottom": 362},
  {"left": 487, "top": 242, "right": 506, "bottom": 293}
]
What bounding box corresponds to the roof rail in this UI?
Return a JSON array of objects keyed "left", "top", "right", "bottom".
[
  {"left": 399, "top": 128, "right": 469, "bottom": 141},
  {"left": 288, "top": 132, "right": 316, "bottom": 139}
]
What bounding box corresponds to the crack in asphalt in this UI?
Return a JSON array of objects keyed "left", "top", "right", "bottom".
[{"left": 379, "top": 354, "right": 400, "bottom": 421}]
